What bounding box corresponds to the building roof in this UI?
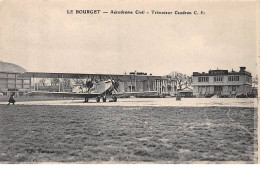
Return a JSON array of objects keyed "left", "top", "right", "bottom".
[
  {"left": 0, "top": 61, "right": 26, "bottom": 73},
  {"left": 193, "top": 67, "right": 251, "bottom": 77},
  {"left": 19, "top": 72, "right": 166, "bottom": 80}
]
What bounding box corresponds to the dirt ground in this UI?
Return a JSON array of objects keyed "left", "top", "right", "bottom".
[{"left": 0, "top": 105, "right": 257, "bottom": 163}]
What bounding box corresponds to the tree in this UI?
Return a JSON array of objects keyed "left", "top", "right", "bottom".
[
  {"left": 38, "top": 78, "right": 47, "bottom": 86},
  {"left": 185, "top": 76, "right": 193, "bottom": 88},
  {"left": 51, "top": 78, "right": 72, "bottom": 87},
  {"left": 175, "top": 72, "right": 186, "bottom": 90},
  {"left": 63, "top": 78, "right": 72, "bottom": 87},
  {"left": 72, "top": 79, "right": 85, "bottom": 86},
  {"left": 167, "top": 71, "right": 192, "bottom": 90},
  {"left": 51, "top": 78, "right": 60, "bottom": 86}
]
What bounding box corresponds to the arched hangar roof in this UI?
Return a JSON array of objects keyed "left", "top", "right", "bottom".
[{"left": 0, "top": 61, "right": 26, "bottom": 73}]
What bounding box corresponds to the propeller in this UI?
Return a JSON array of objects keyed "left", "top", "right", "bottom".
[
  {"left": 85, "top": 77, "right": 94, "bottom": 92},
  {"left": 109, "top": 75, "right": 119, "bottom": 92}
]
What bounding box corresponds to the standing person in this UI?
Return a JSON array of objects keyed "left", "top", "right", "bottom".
[{"left": 7, "top": 93, "right": 15, "bottom": 105}]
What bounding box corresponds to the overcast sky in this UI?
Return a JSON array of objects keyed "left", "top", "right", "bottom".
[{"left": 0, "top": 0, "right": 257, "bottom": 76}]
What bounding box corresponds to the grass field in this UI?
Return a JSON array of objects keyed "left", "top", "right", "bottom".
[{"left": 0, "top": 105, "right": 257, "bottom": 163}]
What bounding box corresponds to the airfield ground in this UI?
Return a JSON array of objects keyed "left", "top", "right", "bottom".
[{"left": 0, "top": 98, "right": 258, "bottom": 163}]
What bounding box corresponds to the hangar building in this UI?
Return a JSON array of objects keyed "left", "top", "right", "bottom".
[
  {"left": 21, "top": 72, "right": 173, "bottom": 97},
  {"left": 1, "top": 61, "right": 176, "bottom": 97},
  {"left": 0, "top": 61, "right": 31, "bottom": 97}
]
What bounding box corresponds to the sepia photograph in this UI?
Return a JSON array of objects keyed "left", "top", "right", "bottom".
[{"left": 0, "top": 0, "right": 259, "bottom": 164}]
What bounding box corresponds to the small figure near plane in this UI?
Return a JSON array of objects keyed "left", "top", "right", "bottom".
[{"left": 7, "top": 93, "right": 15, "bottom": 105}]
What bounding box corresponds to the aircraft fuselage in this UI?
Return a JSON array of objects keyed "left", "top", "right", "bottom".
[{"left": 84, "top": 80, "right": 117, "bottom": 103}]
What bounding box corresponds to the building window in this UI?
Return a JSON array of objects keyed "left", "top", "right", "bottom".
[
  {"left": 228, "top": 76, "right": 239, "bottom": 81},
  {"left": 198, "top": 77, "right": 209, "bottom": 82},
  {"left": 0, "top": 73, "right": 8, "bottom": 77},
  {"left": 214, "top": 76, "right": 223, "bottom": 82},
  {"left": 198, "top": 86, "right": 204, "bottom": 93},
  {"left": 214, "top": 86, "right": 222, "bottom": 92},
  {"left": 228, "top": 86, "right": 238, "bottom": 91},
  {"left": 245, "top": 76, "right": 251, "bottom": 83},
  {"left": 7, "top": 74, "right": 16, "bottom": 78}
]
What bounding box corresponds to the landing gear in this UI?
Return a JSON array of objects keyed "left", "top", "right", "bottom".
[
  {"left": 102, "top": 96, "right": 106, "bottom": 102},
  {"left": 84, "top": 98, "right": 89, "bottom": 103},
  {"left": 96, "top": 97, "right": 100, "bottom": 102},
  {"left": 112, "top": 96, "right": 117, "bottom": 102}
]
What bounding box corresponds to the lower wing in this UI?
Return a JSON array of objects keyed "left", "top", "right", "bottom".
[
  {"left": 114, "top": 91, "right": 158, "bottom": 98},
  {"left": 26, "top": 91, "right": 100, "bottom": 98}
]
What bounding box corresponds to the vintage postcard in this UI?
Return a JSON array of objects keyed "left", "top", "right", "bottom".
[{"left": 0, "top": 0, "right": 259, "bottom": 164}]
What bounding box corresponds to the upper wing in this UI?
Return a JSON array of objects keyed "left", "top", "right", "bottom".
[
  {"left": 114, "top": 91, "right": 158, "bottom": 98},
  {"left": 26, "top": 91, "right": 100, "bottom": 98}
]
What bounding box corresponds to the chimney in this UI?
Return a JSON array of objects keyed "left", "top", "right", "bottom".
[{"left": 239, "top": 67, "right": 246, "bottom": 72}]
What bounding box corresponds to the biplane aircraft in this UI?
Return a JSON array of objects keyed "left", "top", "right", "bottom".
[{"left": 24, "top": 72, "right": 158, "bottom": 103}]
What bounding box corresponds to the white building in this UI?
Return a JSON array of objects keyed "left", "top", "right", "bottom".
[{"left": 192, "top": 67, "right": 252, "bottom": 98}]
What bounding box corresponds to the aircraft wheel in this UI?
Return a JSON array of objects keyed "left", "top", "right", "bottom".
[
  {"left": 96, "top": 97, "right": 100, "bottom": 102},
  {"left": 113, "top": 96, "right": 117, "bottom": 102},
  {"left": 103, "top": 96, "right": 106, "bottom": 102}
]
